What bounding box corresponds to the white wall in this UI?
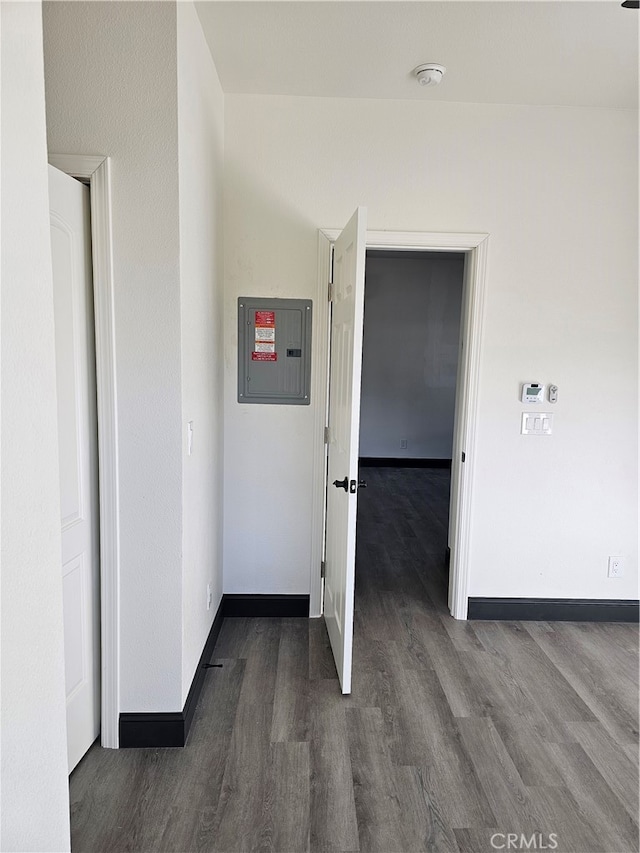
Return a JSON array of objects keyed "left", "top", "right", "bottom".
[
  {"left": 43, "top": 0, "right": 228, "bottom": 712},
  {"left": 224, "top": 95, "right": 638, "bottom": 602},
  {"left": 360, "top": 254, "right": 464, "bottom": 459},
  {"left": 43, "top": 1, "right": 184, "bottom": 711},
  {"left": 178, "top": 2, "right": 225, "bottom": 704},
  {"left": 0, "top": 3, "right": 71, "bottom": 850}
]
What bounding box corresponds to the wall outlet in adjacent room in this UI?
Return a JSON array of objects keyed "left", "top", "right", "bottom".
[
  {"left": 608, "top": 556, "right": 624, "bottom": 578},
  {"left": 207, "top": 583, "right": 212, "bottom": 609},
  {"left": 400, "top": 439, "right": 408, "bottom": 449}
]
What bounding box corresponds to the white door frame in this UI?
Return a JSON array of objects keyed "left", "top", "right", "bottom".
[
  {"left": 49, "top": 154, "right": 120, "bottom": 747},
  {"left": 311, "top": 229, "right": 489, "bottom": 620}
]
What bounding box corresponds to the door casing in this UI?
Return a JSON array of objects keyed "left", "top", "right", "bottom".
[{"left": 311, "top": 229, "right": 489, "bottom": 620}]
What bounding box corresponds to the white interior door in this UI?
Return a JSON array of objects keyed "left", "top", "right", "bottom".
[
  {"left": 324, "top": 206, "right": 367, "bottom": 694},
  {"left": 49, "top": 165, "right": 100, "bottom": 772}
]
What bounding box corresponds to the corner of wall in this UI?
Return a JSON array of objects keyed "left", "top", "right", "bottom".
[{"left": 177, "top": 0, "right": 226, "bottom": 704}]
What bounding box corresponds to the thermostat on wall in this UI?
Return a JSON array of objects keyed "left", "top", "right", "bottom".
[{"left": 521, "top": 382, "right": 545, "bottom": 403}]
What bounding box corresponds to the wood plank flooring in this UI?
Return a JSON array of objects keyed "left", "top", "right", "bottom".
[{"left": 70, "top": 467, "right": 639, "bottom": 852}]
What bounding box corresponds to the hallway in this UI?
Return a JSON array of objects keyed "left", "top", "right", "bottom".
[
  {"left": 355, "top": 465, "right": 452, "bottom": 618},
  {"left": 69, "top": 469, "right": 639, "bottom": 852}
]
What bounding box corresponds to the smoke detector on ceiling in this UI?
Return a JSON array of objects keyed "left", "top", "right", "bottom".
[{"left": 413, "top": 63, "right": 446, "bottom": 87}]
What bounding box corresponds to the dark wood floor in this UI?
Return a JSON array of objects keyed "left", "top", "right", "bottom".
[{"left": 70, "top": 468, "right": 639, "bottom": 852}]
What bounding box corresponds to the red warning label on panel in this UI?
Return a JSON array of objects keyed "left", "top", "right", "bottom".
[
  {"left": 255, "top": 310, "right": 275, "bottom": 326},
  {"left": 251, "top": 352, "right": 278, "bottom": 362}
]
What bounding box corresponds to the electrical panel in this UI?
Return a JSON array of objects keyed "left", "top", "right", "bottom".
[{"left": 238, "top": 298, "right": 312, "bottom": 404}]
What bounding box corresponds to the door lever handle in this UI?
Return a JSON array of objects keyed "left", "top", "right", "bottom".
[{"left": 333, "top": 477, "right": 349, "bottom": 491}]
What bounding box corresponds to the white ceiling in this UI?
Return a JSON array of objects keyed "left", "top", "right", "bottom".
[{"left": 195, "top": 1, "right": 639, "bottom": 109}]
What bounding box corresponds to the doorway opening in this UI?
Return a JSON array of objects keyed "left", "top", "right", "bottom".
[
  {"left": 49, "top": 153, "right": 120, "bottom": 749},
  {"left": 356, "top": 249, "right": 465, "bottom": 615},
  {"left": 312, "top": 217, "right": 488, "bottom": 691}
]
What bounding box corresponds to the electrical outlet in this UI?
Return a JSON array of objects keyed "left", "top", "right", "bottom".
[
  {"left": 400, "top": 439, "right": 408, "bottom": 449},
  {"left": 608, "top": 556, "right": 624, "bottom": 578},
  {"left": 207, "top": 583, "right": 212, "bottom": 610}
]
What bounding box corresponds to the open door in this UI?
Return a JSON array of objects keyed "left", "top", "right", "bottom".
[
  {"left": 448, "top": 252, "right": 469, "bottom": 612},
  {"left": 323, "top": 206, "right": 367, "bottom": 694},
  {"left": 49, "top": 165, "right": 101, "bottom": 770}
]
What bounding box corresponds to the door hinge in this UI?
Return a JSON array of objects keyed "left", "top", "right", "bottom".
[
  {"left": 324, "top": 426, "right": 330, "bottom": 444},
  {"left": 461, "top": 451, "right": 466, "bottom": 462},
  {"left": 328, "top": 245, "right": 335, "bottom": 302},
  {"left": 321, "top": 560, "right": 326, "bottom": 578}
]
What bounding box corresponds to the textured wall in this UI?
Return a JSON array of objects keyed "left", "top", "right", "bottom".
[
  {"left": 1, "top": 3, "right": 71, "bottom": 849},
  {"left": 43, "top": 0, "right": 229, "bottom": 712},
  {"left": 178, "top": 2, "right": 225, "bottom": 704},
  {"left": 43, "top": 1, "right": 184, "bottom": 711},
  {"left": 223, "top": 94, "right": 638, "bottom": 602}
]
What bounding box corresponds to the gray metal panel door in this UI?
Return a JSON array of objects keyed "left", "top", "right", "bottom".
[{"left": 238, "top": 298, "right": 312, "bottom": 404}]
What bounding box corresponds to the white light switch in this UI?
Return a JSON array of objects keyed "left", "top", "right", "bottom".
[
  {"left": 187, "top": 421, "right": 194, "bottom": 455},
  {"left": 521, "top": 412, "right": 553, "bottom": 435}
]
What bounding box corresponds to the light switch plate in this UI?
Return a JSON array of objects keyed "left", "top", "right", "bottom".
[{"left": 521, "top": 412, "right": 553, "bottom": 435}]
